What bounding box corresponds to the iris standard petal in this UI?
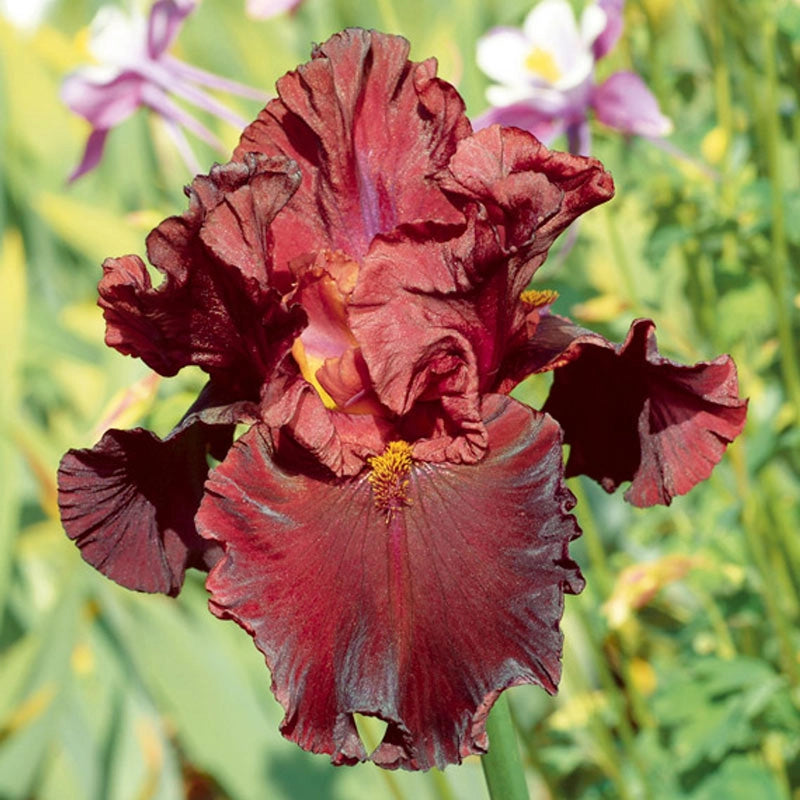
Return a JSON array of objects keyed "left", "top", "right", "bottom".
[{"left": 235, "top": 29, "right": 469, "bottom": 269}]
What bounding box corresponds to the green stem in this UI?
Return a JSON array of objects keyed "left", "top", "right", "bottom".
[
  {"left": 480, "top": 693, "right": 529, "bottom": 800},
  {"left": 709, "top": 0, "right": 734, "bottom": 186},
  {"left": 760, "top": 17, "right": 800, "bottom": 420}
]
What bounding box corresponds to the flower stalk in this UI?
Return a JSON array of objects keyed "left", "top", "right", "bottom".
[{"left": 480, "top": 694, "right": 529, "bottom": 800}]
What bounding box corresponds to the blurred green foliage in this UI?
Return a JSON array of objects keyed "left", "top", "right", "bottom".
[{"left": 1, "top": 0, "right": 799, "bottom": 798}]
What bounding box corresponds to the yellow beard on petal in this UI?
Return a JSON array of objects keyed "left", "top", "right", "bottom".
[{"left": 367, "top": 441, "right": 414, "bottom": 519}]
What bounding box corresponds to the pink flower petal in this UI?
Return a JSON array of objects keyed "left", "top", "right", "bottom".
[
  {"left": 147, "top": 0, "right": 196, "bottom": 59},
  {"left": 472, "top": 101, "right": 563, "bottom": 145},
  {"left": 198, "top": 394, "right": 582, "bottom": 769},
  {"left": 593, "top": 0, "right": 624, "bottom": 60},
  {"left": 61, "top": 70, "right": 143, "bottom": 130},
  {"left": 68, "top": 128, "right": 110, "bottom": 182},
  {"left": 591, "top": 70, "right": 673, "bottom": 138},
  {"left": 245, "top": 0, "right": 303, "bottom": 19}
]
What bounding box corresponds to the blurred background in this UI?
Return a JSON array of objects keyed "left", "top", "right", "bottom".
[{"left": 0, "top": 0, "right": 798, "bottom": 797}]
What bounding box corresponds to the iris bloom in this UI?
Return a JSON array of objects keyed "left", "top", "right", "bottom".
[
  {"left": 62, "top": 0, "right": 267, "bottom": 180},
  {"left": 58, "top": 30, "right": 745, "bottom": 770},
  {"left": 475, "top": 0, "right": 672, "bottom": 153}
]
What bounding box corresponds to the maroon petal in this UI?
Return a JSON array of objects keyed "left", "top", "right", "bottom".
[
  {"left": 99, "top": 155, "right": 304, "bottom": 391},
  {"left": 350, "top": 219, "right": 498, "bottom": 463},
  {"left": 534, "top": 318, "right": 747, "bottom": 506},
  {"left": 260, "top": 372, "right": 392, "bottom": 476},
  {"left": 198, "top": 394, "right": 583, "bottom": 770},
  {"left": 349, "top": 131, "right": 612, "bottom": 462},
  {"left": 235, "top": 29, "right": 469, "bottom": 271},
  {"left": 440, "top": 125, "right": 614, "bottom": 280}
]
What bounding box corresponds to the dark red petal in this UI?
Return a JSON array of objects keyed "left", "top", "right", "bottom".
[
  {"left": 348, "top": 130, "right": 612, "bottom": 463},
  {"left": 440, "top": 125, "right": 614, "bottom": 280},
  {"left": 58, "top": 427, "right": 213, "bottom": 597},
  {"left": 538, "top": 318, "right": 747, "bottom": 506},
  {"left": 57, "top": 384, "right": 256, "bottom": 595},
  {"left": 100, "top": 155, "right": 303, "bottom": 391},
  {"left": 260, "top": 373, "right": 392, "bottom": 475},
  {"left": 197, "top": 394, "right": 583, "bottom": 770},
  {"left": 234, "top": 29, "right": 469, "bottom": 269}
]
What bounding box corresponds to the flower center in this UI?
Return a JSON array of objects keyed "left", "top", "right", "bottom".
[
  {"left": 367, "top": 441, "right": 414, "bottom": 519},
  {"left": 524, "top": 47, "right": 561, "bottom": 83}
]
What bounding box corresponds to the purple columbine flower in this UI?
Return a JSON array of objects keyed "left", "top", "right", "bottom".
[
  {"left": 474, "top": 0, "right": 672, "bottom": 154},
  {"left": 61, "top": 0, "right": 269, "bottom": 181}
]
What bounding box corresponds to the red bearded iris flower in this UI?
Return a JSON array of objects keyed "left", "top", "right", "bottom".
[{"left": 57, "top": 29, "right": 746, "bottom": 770}]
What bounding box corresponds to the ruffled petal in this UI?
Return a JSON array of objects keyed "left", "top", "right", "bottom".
[
  {"left": 440, "top": 125, "right": 614, "bottom": 276},
  {"left": 99, "top": 155, "right": 304, "bottom": 390},
  {"left": 591, "top": 71, "right": 673, "bottom": 138},
  {"left": 260, "top": 371, "right": 393, "bottom": 475},
  {"left": 350, "top": 128, "right": 612, "bottom": 461},
  {"left": 530, "top": 317, "right": 747, "bottom": 506},
  {"left": 56, "top": 384, "right": 252, "bottom": 596},
  {"left": 198, "top": 394, "right": 583, "bottom": 770},
  {"left": 350, "top": 217, "right": 505, "bottom": 463},
  {"left": 235, "top": 29, "right": 469, "bottom": 269}
]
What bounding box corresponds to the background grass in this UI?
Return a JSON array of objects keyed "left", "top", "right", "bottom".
[{"left": 1, "top": 0, "right": 799, "bottom": 798}]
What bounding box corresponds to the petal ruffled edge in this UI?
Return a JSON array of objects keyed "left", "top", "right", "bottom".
[
  {"left": 99, "top": 154, "right": 303, "bottom": 387},
  {"left": 57, "top": 385, "right": 257, "bottom": 596},
  {"left": 531, "top": 317, "right": 747, "bottom": 506},
  {"left": 197, "top": 394, "right": 583, "bottom": 769}
]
